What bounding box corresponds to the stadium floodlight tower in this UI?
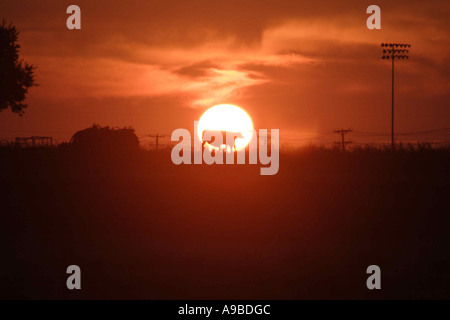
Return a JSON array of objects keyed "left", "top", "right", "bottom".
[{"left": 381, "top": 42, "right": 411, "bottom": 148}]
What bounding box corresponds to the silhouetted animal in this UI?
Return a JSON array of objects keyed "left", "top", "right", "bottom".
[{"left": 202, "top": 130, "right": 244, "bottom": 151}]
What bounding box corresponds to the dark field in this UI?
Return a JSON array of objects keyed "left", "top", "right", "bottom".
[{"left": 1, "top": 145, "right": 449, "bottom": 299}]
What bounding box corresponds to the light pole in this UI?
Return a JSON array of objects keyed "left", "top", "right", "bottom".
[{"left": 381, "top": 42, "right": 411, "bottom": 148}]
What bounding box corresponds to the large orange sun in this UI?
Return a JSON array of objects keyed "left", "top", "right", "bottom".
[{"left": 197, "top": 104, "right": 254, "bottom": 151}]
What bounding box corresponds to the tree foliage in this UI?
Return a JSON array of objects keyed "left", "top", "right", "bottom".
[
  {"left": 0, "top": 20, "right": 36, "bottom": 115},
  {"left": 70, "top": 124, "right": 140, "bottom": 154}
]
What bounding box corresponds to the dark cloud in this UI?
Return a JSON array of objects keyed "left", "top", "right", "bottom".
[{"left": 174, "top": 61, "right": 219, "bottom": 79}]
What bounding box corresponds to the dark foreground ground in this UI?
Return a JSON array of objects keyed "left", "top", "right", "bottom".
[{"left": 0, "top": 145, "right": 449, "bottom": 299}]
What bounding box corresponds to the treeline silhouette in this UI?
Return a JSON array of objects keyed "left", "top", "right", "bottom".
[{"left": 0, "top": 126, "right": 449, "bottom": 299}]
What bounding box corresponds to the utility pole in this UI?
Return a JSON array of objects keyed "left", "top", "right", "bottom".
[
  {"left": 381, "top": 42, "right": 411, "bottom": 148},
  {"left": 148, "top": 133, "right": 169, "bottom": 149},
  {"left": 333, "top": 129, "right": 353, "bottom": 151}
]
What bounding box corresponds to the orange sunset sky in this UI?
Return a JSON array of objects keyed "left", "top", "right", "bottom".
[{"left": 0, "top": 0, "right": 449, "bottom": 146}]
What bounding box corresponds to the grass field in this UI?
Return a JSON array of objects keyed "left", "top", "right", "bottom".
[{"left": 1, "top": 144, "right": 449, "bottom": 299}]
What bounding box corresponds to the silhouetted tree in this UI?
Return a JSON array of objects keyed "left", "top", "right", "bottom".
[
  {"left": 0, "top": 20, "right": 36, "bottom": 115},
  {"left": 70, "top": 124, "right": 140, "bottom": 154}
]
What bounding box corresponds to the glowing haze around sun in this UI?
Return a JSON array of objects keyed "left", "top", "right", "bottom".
[{"left": 197, "top": 104, "right": 254, "bottom": 151}]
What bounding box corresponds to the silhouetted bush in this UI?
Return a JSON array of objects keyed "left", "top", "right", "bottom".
[{"left": 69, "top": 124, "right": 139, "bottom": 156}]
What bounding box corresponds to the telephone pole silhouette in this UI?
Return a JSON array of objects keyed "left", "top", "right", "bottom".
[
  {"left": 381, "top": 42, "right": 411, "bottom": 148},
  {"left": 148, "top": 133, "right": 169, "bottom": 149},
  {"left": 333, "top": 129, "right": 353, "bottom": 151}
]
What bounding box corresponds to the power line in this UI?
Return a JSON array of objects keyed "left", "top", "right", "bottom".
[
  {"left": 354, "top": 126, "right": 450, "bottom": 136},
  {"left": 0, "top": 129, "right": 73, "bottom": 134},
  {"left": 333, "top": 128, "right": 353, "bottom": 151},
  {"left": 148, "top": 133, "right": 169, "bottom": 149}
]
